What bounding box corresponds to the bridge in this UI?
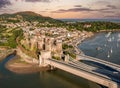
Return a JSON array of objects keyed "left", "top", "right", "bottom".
[
  {"left": 77, "top": 55, "right": 120, "bottom": 71},
  {"left": 40, "top": 52, "right": 120, "bottom": 88}
]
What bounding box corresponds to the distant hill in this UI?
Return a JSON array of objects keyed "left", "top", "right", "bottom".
[{"left": 0, "top": 11, "right": 62, "bottom": 23}]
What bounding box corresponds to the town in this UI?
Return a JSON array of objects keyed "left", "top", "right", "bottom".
[{"left": 0, "top": 14, "right": 93, "bottom": 66}]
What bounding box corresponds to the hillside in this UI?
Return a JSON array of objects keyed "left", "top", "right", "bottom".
[{"left": 0, "top": 11, "right": 62, "bottom": 23}]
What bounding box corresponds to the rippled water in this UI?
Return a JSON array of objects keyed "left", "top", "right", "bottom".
[
  {"left": 0, "top": 55, "right": 101, "bottom": 88},
  {"left": 78, "top": 32, "right": 120, "bottom": 65}
]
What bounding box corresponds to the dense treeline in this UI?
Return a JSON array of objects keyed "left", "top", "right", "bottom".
[
  {"left": 62, "top": 22, "right": 120, "bottom": 32},
  {"left": 36, "top": 21, "right": 120, "bottom": 32}
]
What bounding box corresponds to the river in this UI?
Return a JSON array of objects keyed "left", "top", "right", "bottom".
[
  {"left": 78, "top": 32, "right": 120, "bottom": 65},
  {"left": 1, "top": 32, "right": 119, "bottom": 88},
  {"left": 0, "top": 55, "right": 101, "bottom": 88}
]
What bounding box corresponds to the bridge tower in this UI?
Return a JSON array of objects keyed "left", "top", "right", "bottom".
[{"left": 39, "top": 50, "right": 51, "bottom": 66}]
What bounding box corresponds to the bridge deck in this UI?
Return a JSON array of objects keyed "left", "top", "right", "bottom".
[
  {"left": 45, "top": 58, "right": 119, "bottom": 88},
  {"left": 78, "top": 55, "right": 120, "bottom": 71}
]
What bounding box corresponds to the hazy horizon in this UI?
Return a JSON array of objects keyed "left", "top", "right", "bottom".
[{"left": 0, "top": 0, "right": 120, "bottom": 19}]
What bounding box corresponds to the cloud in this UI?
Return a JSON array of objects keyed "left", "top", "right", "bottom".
[
  {"left": 92, "top": 1, "right": 119, "bottom": 10},
  {"left": 107, "top": 5, "right": 117, "bottom": 9},
  {"left": 74, "top": 5, "right": 82, "bottom": 7},
  {"left": 25, "top": 0, "right": 51, "bottom": 2},
  {"left": 93, "top": 1, "right": 111, "bottom": 5},
  {"left": 100, "top": 10, "right": 114, "bottom": 13},
  {"left": 52, "top": 3, "right": 119, "bottom": 14},
  {"left": 0, "top": 8, "right": 14, "bottom": 14},
  {"left": 52, "top": 7, "right": 94, "bottom": 13},
  {"left": 98, "top": 5, "right": 118, "bottom": 13},
  {"left": 0, "top": 0, "right": 11, "bottom": 8},
  {"left": 98, "top": 5, "right": 118, "bottom": 11},
  {"left": 52, "top": 7, "right": 112, "bottom": 13}
]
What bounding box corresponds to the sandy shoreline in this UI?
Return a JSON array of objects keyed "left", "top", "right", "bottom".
[{"left": 5, "top": 55, "right": 50, "bottom": 74}]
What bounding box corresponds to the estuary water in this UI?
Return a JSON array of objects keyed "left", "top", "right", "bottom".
[
  {"left": 0, "top": 56, "right": 100, "bottom": 88},
  {"left": 78, "top": 32, "right": 120, "bottom": 65}
]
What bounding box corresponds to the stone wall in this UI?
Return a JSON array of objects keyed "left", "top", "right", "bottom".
[{"left": 16, "top": 47, "right": 38, "bottom": 64}]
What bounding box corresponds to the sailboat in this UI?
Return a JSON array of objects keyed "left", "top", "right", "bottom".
[
  {"left": 110, "top": 48, "right": 113, "bottom": 53},
  {"left": 107, "top": 54, "right": 110, "bottom": 58},
  {"left": 108, "top": 38, "right": 112, "bottom": 42},
  {"left": 105, "top": 32, "right": 111, "bottom": 38},
  {"left": 107, "top": 52, "right": 110, "bottom": 58}
]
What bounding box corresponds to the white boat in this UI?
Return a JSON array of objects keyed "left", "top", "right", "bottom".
[
  {"left": 107, "top": 54, "right": 110, "bottom": 58},
  {"left": 106, "top": 32, "right": 111, "bottom": 38},
  {"left": 108, "top": 38, "right": 112, "bottom": 42},
  {"left": 110, "top": 48, "right": 113, "bottom": 53},
  {"left": 107, "top": 52, "right": 110, "bottom": 58}
]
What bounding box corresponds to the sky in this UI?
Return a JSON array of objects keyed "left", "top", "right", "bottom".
[{"left": 0, "top": 0, "right": 120, "bottom": 19}]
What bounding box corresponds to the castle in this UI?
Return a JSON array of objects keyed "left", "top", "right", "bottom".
[{"left": 21, "top": 28, "right": 63, "bottom": 65}]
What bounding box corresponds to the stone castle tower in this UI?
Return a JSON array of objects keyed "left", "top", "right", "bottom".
[{"left": 37, "top": 36, "right": 63, "bottom": 57}]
